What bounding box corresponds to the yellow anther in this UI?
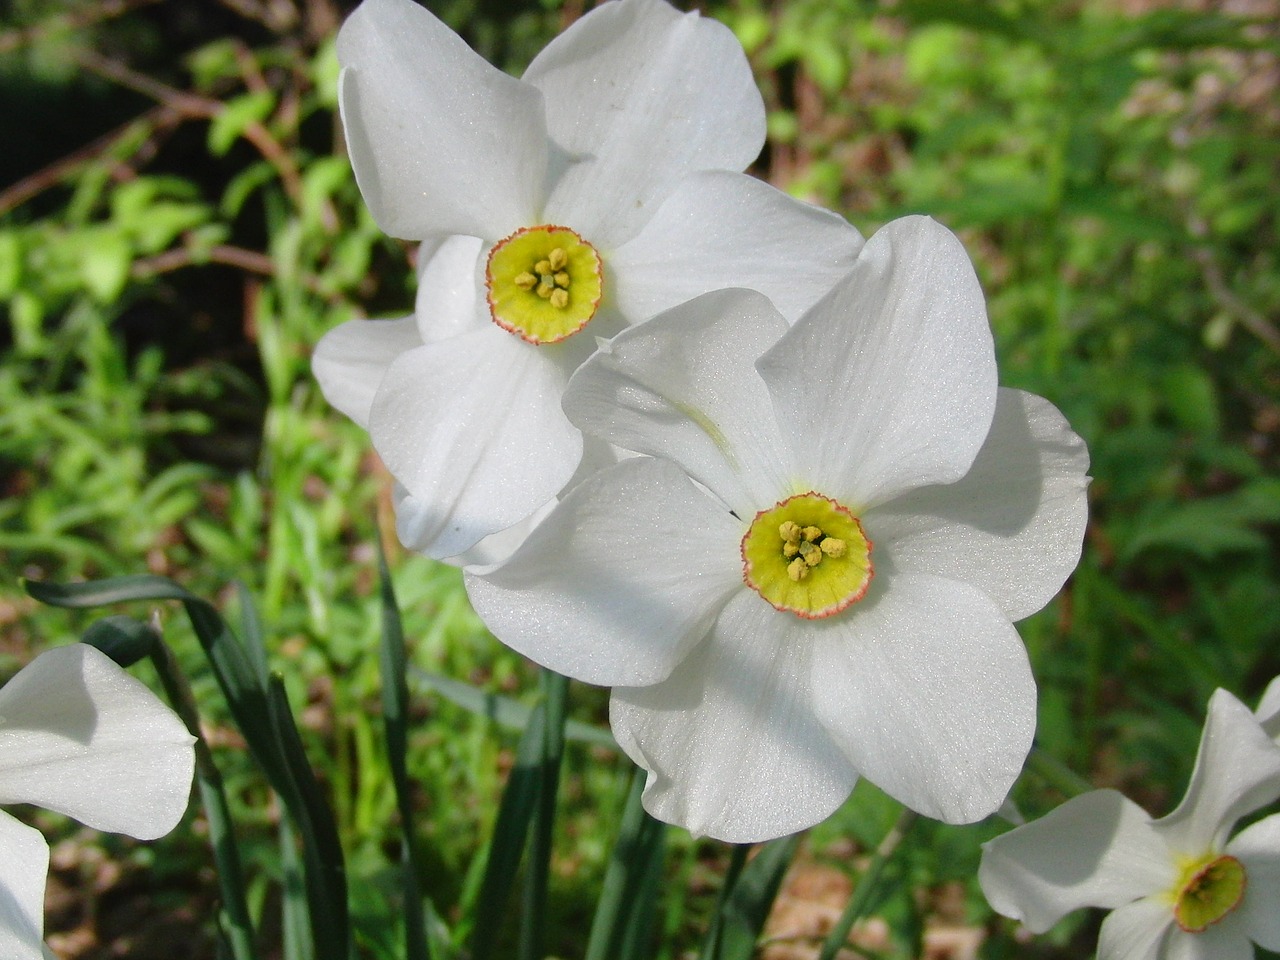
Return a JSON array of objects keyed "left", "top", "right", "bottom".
[
  {"left": 485, "top": 225, "right": 603, "bottom": 344},
  {"left": 799, "top": 541, "right": 823, "bottom": 566},
  {"left": 802, "top": 526, "right": 823, "bottom": 542},
  {"left": 779, "top": 521, "right": 803, "bottom": 543},
  {"left": 782, "top": 542, "right": 800, "bottom": 558},
  {"left": 787, "top": 558, "right": 809, "bottom": 582},
  {"left": 820, "top": 537, "right": 847, "bottom": 558}
]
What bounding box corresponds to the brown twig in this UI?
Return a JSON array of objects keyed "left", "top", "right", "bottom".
[
  {"left": 0, "top": 0, "right": 161, "bottom": 56},
  {"left": 131, "top": 239, "right": 338, "bottom": 302},
  {"left": 1191, "top": 246, "right": 1280, "bottom": 356},
  {"left": 71, "top": 46, "right": 307, "bottom": 207},
  {"left": 0, "top": 104, "right": 180, "bottom": 215}
]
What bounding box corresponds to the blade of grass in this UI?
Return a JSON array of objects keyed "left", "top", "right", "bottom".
[{"left": 378, "top": 544, "right": 430, "bottom": 960}]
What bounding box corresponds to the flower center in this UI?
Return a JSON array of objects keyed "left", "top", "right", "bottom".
[
  {"left": 1172, "top": 853, "right": 1246, "bottom": 933},
  {"left": 741, "top": 492, "right": 873, "bottom": 619},
  {"left": 485, "top": 225, "right": 603, "bottom": 344}
]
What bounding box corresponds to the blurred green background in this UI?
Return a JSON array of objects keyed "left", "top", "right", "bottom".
[{"left": 1, "top": 0, "right": 1278, "bottom": 957}]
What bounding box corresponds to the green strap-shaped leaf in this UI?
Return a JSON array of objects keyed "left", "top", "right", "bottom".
[
  {"left": 26, "top": 575, "right": 350, "bottom": 960},
  {"left": 585, "top": 769, "right": 667, "bottom": 960},
  {"left": 409, "top": 665, "right": 617, "bottom": 749},
  {"left": 377, "top": 546, "right": 431, "bottom": 960},
  {"left": 709, "top": 834, "right": 801, "bottom": 960},
  {"left": 519, "top": 670, "right": 570, "bottom": 960},
  {"left": 470, "top": 701, "right": 549, "bottom": 960}
]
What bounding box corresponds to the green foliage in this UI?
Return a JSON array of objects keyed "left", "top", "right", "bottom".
[{"left": 3, "top": 0, "right": 1280, "bottom": 958}]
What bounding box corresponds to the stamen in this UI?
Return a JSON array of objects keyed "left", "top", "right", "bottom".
[
  {"left": 741, "top": 492, "right": 873, "bottom": 619},
  {"left": 821, "top": 538, "right": 847, "bottom": 557},
  {"left": 485, "top": 225, "right": 604, "bottom": 344}
]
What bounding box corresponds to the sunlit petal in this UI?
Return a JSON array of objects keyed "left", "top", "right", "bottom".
[
  {"left": 531, "top": 0, "right": 765, "bottom": 248},
  {"left": 812, "top": 572, "right": 1034, "bottom": 823},
  {"left": 865, "top": 389, "right": 1090, "bottom": 621},
  {"left": 337, "top": 0, "right": 546, "bottom": 239},
  {"left": 312, "top": 316, "right": 421, "bottom": 429},
  {"left": 0, "top": 645, "right": 194, "bottom": 839},
  {"left": 563, "top": 287, "right": 793, "bottom": 517},
  {"left": 609, "top": 171, "right": 863, "bottom": 322},
  {"left": 758, "top": 216, "right": 995, "bottom": 509},
  {"left": 0, "top": 811, "right": 47, "bottom": 960},
  {"left": 611, "top": 590, "right": 858, "bottom": 843},
  {"left": 980, "top": 791, "right": 1173, "bottom": 934},
  {"left": 465, "top": 457, "right": 741, "bottom": 686}
]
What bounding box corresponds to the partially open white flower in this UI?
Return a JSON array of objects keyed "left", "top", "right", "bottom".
[
  {"left": 0, "top": 644, "right": 195, "bottom": 960},
  {"left": 465, "top": 216, "right": 1090, "bottom": 842},
  {"left": 313, "top": 0, "right": 864, "bottom": 561},
  {"left": 1255, "top": 675, "right": 1280, "bottom": 743},
  {"left": 980, "top": 689, "right": 1280, "bottom": 960}
]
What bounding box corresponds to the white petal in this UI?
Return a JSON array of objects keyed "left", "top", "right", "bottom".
[
  {"left": 864, "top": 389, "right": 1090, "bottom": 621},
  {"left": 1255, "top": 674, "right": 1280, "bottom": 741},
  {"left": 337, "top": 0, "right": 546, "bottom": 240},
  {"left": 529, "top": 0, "right": 765, "bottom": 249},
  {"left": 757, "top": 216, "right": 996, "bottom": 509},
  {"left": 369, "top": 329, "right": 582, "bottom": 558},
  {"left": 465, "top": 457, "right": 741, "bottom": 686},
  {"left": 810, "top": 572, "right": 1033, "bottom": 823},
  {"left": 312, "top": 315, "right": 421, "bottom": 429},
  {"left": 0, "top": 645, "right": 194, "bottom": 839},
  {"left": 609, "top": 171, "right": 864, "bottom": 323},
  {"left": 1155, "top": 688, "right": 1280, "bottom": 854},
  {"left": 1161, "top": 921, "right": 1253, "bottom": 960},
  {"left": 979, "top": 791, "right": 1173, "bottom": 934},
  {"left": 415, "top": 235, "right": 487, "bottom": 344},
  {"left": 563, "top": 288, "right": 793, "bottom": 516},
  {"left": 1227, "top": 812, "right": 1280, "bottom": 950},
  {"left": 611, "top": 589, "right": 858, "bottom": 843},
  {"left": 1096, "top": 899, "right": 1172, "bottom": 960},
  {"left": 0, "top": 811, "right": 48, "bottom": 960}
]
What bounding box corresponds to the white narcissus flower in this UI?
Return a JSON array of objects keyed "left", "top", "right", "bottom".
[
  {"left": 1255, "top": 675, "right": 1280, "bottom": 742},
  {"left": 465, "top": 216, "right": 1091, "bottom": 842},
  {"left": 313, "top": 0, "right": 864, "bottom": 561},
  {"left": 0, "top": 644, "right": 195, "bottom": 960},
  {"left": 979, "top": 689, "right": 1280, "bottom": 960}
]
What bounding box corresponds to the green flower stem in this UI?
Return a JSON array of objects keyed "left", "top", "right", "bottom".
[
  {"left": 1027, "top": 746, "right": 1094, "bottom": 798},
  {"left": 817, "top": 807, "right": 918, "bottom": 960},
  {"left": 147, "top": 620, "right": 258, "bottom": 960}
]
